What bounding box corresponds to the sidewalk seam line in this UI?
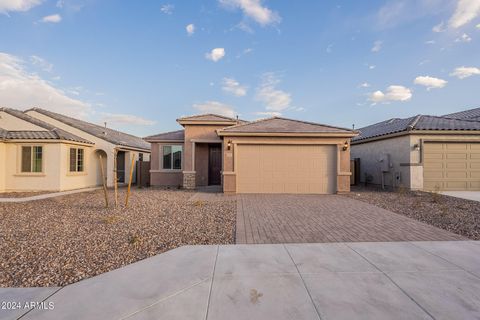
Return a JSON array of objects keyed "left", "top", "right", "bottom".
[
  {"left": 283, "top": 244, "right": 323, "bottom": 320},
  {"left": 345, "top": 243, "right": 437, "bottom": 320},
  {"left": 204, "top": 245, "right": 219, "bottom": 320}
]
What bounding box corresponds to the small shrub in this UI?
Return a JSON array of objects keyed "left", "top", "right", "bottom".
[
  {"left": 193, "top": 200, "right": 205, "bottom": 207},
  {"left": 128, "top": 234, "right": 141, "bottom": 245}
]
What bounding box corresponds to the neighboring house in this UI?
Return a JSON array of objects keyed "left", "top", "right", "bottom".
[
  {"left": 0, "top": 107, "right": 150, "bottom": 193},
  {"left": 351, "top": 109, "right": 480, "bottom": 191},
  {"left": 144, "top": 114, "right": 357, "bottom": 194}
]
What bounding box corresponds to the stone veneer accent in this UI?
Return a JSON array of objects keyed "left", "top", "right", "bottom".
[{"left": 183, "top": 171, "right": 196, "bottom": 189}]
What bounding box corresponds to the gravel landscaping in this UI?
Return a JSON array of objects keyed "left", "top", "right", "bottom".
[
  {"left": 0, "top": 188, "right": 236, "bottom": 287},
  {"left": 343, "top": 186, "right": 480, "bottom": 240}
]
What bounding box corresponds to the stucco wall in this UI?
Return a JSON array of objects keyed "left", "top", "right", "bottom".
[
  {"left": 0, "top": 143, "right": 5, "bottom": 192},
  {"left": 351, "top": 135, "right": 411, "bottom": 188},
  {"left": 0, "top": 111, "right": 46, "bottom": 131},
  {"left": 1, "top": 142, "right": 103, "bottom": 192},
  {"left": 183, "top": 124, "right": 224, "bottom": 172},
  {"left": 3, "top": 142, "right": 63, "bottom": 191},
  {"left": 222, "top": 136, "right": 352, "bottom": 194},
  {"left": 351, "top": 133, "right": 480, "bottom": 190},
  {"left": 150, "top": 142, "right": 183, "bottom": 186},
  {"left": 26, "top": 110, "right": 148, "bottom": 187}
]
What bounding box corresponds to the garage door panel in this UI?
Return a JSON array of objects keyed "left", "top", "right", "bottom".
[
  {"left": 424, "top": 142, "right": 480, "bottom": 191},
  {"left": 237, "top": 145, "right": 336, "bottom": 194}
]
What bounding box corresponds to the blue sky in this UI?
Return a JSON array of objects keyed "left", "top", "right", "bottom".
[{"left": 1, "top": 0, "right": 479, "bottom": 136}]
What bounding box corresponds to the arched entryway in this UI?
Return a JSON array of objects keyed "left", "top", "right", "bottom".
[{"left": 95, "top": 149, "right": 108, "bottom": 186}]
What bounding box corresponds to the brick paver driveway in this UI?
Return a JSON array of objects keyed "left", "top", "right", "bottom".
[{"left": 235, "top": 194, "right": 464, "bottom": 244}]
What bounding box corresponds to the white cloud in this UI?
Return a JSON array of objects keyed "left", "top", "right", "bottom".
[
  {"left": 455, "top": 33, "right": 472, "bottom": 42},
  {"left": 41, "top": 14, "right": 61, "bottom": 23},
  {"left": 160, "top": 4, "right": 174, "bottom": 14},
  {"left": 358, "top": 82, "right": 371, "bottom": 88},
  {"left": 450, "top": 66, "right": 480, "bottom": 79},
  {"left": 29, "top": 55, "right": 53, "bottom": 72},
  {"left": 448, "top": 0, "right": 480, "bottom": 28},
  {"left": 414, "top": 76, "right": 447, "bottom": 90},
  {"left": 205, "top": 48, "right": 225, "bottom": 62},
  {"left": 0, "top": 0, "right": 42, "bottom": 13},
  {"left": 192, "top": 101, "right": 236, "bottom": 118},
  {"left": 368, "top": 65, "right": 376, "bottom": 70},
  {"left": 254, "top": 111, "right": 281, "bottom": 117},
  {"left": 432, "top": 22, "right": 446, "bottom": 32},
  {"left": 425, "top": 40, "right": 436, "bottom": 44},
  {"left": 222, "top": 77, "right": 247, "bottom": 96},
  {"left": 101, "top": 113, "right": 156, "bottom": 126},
  {"left": 0, "top": 52, "right": 91, "bottom": 118},
  {"left": 477, "top": 23, "right": 480, "bottom": 28},
  {"left": 368, "top": 85, "right": 412, "bottom": 104},
  {"left": 56, "top": 0, "right": 64, "bottom": 8},
  {"left": 371, "top": 40, "right": 382, "bottom": 52},
  {"left": 255, "top": 72, "right": 292, "bottom": 111},
  {"left": 219, "top": 0, "right": 281, "bottom": 26},
  {"left": 186, "top": 23, "right": 195, "bottom": 35}
]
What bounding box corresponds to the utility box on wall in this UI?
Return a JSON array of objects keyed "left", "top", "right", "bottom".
[{"left": 379, "top": 153, "right": 392, "bottom": 172}]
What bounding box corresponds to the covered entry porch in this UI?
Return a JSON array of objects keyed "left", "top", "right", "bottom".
[{"left": 183, "top": 141, "right": 223, "bottom": 189}]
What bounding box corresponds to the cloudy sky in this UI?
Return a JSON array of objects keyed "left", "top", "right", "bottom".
[{"left": 1, "top": 0, "right": 479, "bottom": 136}]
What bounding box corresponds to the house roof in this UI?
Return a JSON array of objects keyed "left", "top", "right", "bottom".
[
  {"left": 0, "top": 108, "right": 93, "bottom": 144},
  {"left": 353, "top": 114, "right": 480, "bottom": 142},
  {"left": 27, "top": 108, "right": 150, "bottom": 151},
  {"left": 144, "top": 129, "right": 185, "bottom": 142},
  {"left": 177, "top": 114, "right": 239, "bottom": 122},
  {"left": 218, "top": 117, "right": 357, "bottom": 136},
  {"left": 442, "top": 107, "right": 480, "bottom": 121}
]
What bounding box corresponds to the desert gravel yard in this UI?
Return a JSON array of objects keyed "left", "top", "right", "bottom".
[
  {"left": 344, "top": 186, "right": 480, "bottom": 240},
  {"left": 0, "top": 188, "right": 236, "bottom": 287}
]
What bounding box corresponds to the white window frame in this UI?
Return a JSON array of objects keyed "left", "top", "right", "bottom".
[
  {"left": 69, "top": 147, "right": 85, "bottom": 173},
  {"left": 162, "top": 145, "right": 183, "bottom": 170}
]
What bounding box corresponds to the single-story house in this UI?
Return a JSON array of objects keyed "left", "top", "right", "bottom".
[
  {"left": 0, "top": 107, "right": 150, "bottom": 193},
  {"left": 144, "top": 114, "right": 357, "bottom": 194},
  {"left": 351, "top": 107, "right": 480, "bottom": 191}
]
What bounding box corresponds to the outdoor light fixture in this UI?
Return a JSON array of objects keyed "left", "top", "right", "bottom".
[
  {"left": 413, "top": 143, "right": 421, "bottom": 151},
  {"left": 342, "top": 141, "right": 349, "bottom": 151},
  {"left": 227, "top": 140, "right": 232, "bottom": 150}
]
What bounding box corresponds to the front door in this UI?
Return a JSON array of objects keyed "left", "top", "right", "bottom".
[
  {"left": 116, "top": 151, "right": 126, "bottom": 183},
  {"left": 208, "top": 145, "right": 222, "bottom": 185}
]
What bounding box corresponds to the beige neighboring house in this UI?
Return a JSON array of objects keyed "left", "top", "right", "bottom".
[
  {"left": 0, "top": 107, "right": 150, "bottom": 193},
  {"left": 145, "top": 114, "right": 357, "bottom": 194},
  {"left": 351, "top": 107, "right": 480, "bottom": 191}
]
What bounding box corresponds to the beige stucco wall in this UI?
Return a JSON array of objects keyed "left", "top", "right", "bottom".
[
  {"left": 0, "top": 142, "right": 5, "bottom": 192},
  {"left": 183, "top": 124, "right": 224, "bottom": 172},
  {"left": 0, "top": 111, "right": 46, "bottom": 131},
  {"left": 351, "top": 133, "right": 480, "bottom": 190},
  {"left": 150, "top": 142, "right": 183, "bottom": 187},
  {"left": 26, "top": 110, "right": 149, "bottom": 187},
  {"left": 222, "top": 136, "right": 352, "bottom": 194}
]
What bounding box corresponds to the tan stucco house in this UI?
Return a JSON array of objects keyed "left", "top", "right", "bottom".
[
  {"left": 351, "top": 107, "right": 480, "bottom": 191},
  {"left": 145, "top": 114, "right": 357, "bottom": 194},
  {"left": 0, "top": 107, "right": 150, "bottom": 193}
]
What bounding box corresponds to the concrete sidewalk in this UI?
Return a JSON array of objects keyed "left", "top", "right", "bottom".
[
  {"left": 0, "top": 187, "right": 100, "bottom": 203},
  {"left": 441, "top": 191, "right": 480, "bottom": 202},
  {"left": 2, "top": 241, "right": 480, "bottom": 320}
]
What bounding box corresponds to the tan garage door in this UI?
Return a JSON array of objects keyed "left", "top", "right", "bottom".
[
  {"left": 424, "top": 142, "right": 480, "bottom": 191},
  {"left": 236, "top": 145, "right": 336, "bottom": 194}
]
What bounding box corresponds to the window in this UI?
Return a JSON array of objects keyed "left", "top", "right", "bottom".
[
  {"left": 139, "top": 153, "right": 144, "bottom": 161},
  {"left": 163, "top": 145, "right": 182, "bottom": 170},
  {"left": 69, "top": 148, "right": 85, "bottom": 172},
  {"left": 21, "top": 146, "right": 43, "bottom": 173}
]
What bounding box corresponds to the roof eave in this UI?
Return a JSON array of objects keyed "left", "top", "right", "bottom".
[
  {"left": 217, "top": 131, "right": 358, "bottom": 138},
  {"left": 177, "top": 120, "right": 238, "bottom": 126},
  {"left": 144, "top": 139, "right": 184, "bottom": 143}
]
